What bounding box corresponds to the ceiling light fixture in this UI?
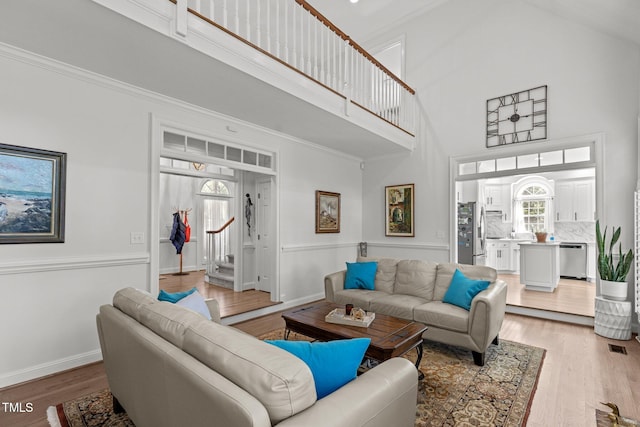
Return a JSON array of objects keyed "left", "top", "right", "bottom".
[{"left": 350, "top": 0, "right": 359, "bottom": 3}]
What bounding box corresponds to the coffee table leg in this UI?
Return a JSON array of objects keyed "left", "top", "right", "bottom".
[{"left": 415, "top": 341, "right": 424, "bottom": 380}]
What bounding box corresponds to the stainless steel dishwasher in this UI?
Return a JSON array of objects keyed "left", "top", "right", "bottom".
[{"left": 559, "top": 242, "right": 587, "bottom": 279}]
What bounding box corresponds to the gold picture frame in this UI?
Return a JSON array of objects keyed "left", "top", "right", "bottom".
[
  {"left": 385, "top": 184, "right": 414, "bottom": 237},
  {"left": 315, "top": 190, "right": 340, "bottom": 233}
]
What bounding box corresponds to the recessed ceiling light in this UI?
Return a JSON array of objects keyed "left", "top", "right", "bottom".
[{"left": 350, "top": 0, "right": 359, "bottom": 3}]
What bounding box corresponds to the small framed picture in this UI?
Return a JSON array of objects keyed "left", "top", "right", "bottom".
[
  {"left": 315, "top": 190, "right": 340, "bottom": 233},
  {"left": 385, "top": 184, "right": 414, "bottom": 237},
  {"left": 0, "top": 143, "right": 67, "bottom": 243}
]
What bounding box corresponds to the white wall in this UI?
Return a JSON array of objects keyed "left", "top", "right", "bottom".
[
  {"left": 362, "top": 0, "right": 640, "bottom": 322},
  {"left": 0, "top": 46, "right": 363, "bottom": 387}
]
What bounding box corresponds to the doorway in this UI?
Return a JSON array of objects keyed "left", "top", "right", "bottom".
[{"left": 451, "top": 134, "right": 603, "bottom": 321}]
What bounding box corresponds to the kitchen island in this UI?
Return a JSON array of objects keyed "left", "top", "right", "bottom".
[{"left": 519, "top": 242, "right": 560, "bottom": 292}]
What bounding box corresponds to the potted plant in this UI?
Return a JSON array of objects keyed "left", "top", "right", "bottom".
[{"left": 596, "top": 220, "right": 634, "bottom": 301}]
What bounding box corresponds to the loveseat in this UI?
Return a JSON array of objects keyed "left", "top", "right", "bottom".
[
  {"left": 96, "top": 287, "right": 418, "bottom": 427},
  {"left": 325, "top": 257, "right": 507, "bottom": 366}
]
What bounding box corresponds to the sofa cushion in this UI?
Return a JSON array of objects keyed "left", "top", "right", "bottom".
[
  {"left": 266, "top": 338, "right": 370, "bottom": 399},
  {"left": 333, "top": 289, "right": 390, "bottom": 311},
  {"left": 413, "top": 301, "right": 469, "bottom": 333},
  {"left": 113, "top": 287, "right": 156, "bottom": 322},
  {"left": 369, "top": 294, "right": 427, "bottom": 321},
  {"left": 394, "top": 260, "right": 438, "bottom": 300},
  {"left": 433, "top": 263, "right": 497, "bottom": 301},
  {"left": 183, "top": 320, "right": 316, "bottom": 424},
  {"left": 344, "top": 261, "right": 377, "bottom": 290},
  {"left": 138, "top": 301, "right": 209, "bottom": 348},
  {"left": 442, "top": 269, "right": 490, "bottom": 311},
  {"left": 358, "top": 256, "right": 399, "bottom": 293}
]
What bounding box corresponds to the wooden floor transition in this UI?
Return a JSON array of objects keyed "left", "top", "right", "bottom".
[
  {"left": 159, "top": 270, "right": 280, "bottom": 318},
  {"left": 1, "top": 309, "right": 638, "bottom": 427},
  {"left": 502, "top": 273, "right": 595, "bottom": 317}
]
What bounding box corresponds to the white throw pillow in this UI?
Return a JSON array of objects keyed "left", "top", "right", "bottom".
[{"left": 175, "top": 291, "right": 212, "bottom": 320}]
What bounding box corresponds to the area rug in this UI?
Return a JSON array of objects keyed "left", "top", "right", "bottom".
[
  {"left": 48, "top": 331, "right": 545, "bottom": 427},
  {"left": 261, "top": 330, "right": 545, "bottom": 427}
]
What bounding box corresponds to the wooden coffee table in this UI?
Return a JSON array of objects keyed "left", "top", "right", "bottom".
[{"left": 282, "top": 301, "right": 427, "bottom": 378}]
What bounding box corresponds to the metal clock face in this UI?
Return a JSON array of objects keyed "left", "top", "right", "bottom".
[{"left": 486, "top": 85, "right": 547, "bottom": 147}]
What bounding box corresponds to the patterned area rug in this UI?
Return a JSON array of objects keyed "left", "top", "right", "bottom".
[
  {"left": 261, "top": 330, "right": 545, "bottom": 427},
  {"left": 48, "top": 331, "right": 545, "bottom": 427}
]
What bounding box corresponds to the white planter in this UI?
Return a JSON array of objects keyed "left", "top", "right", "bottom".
[{"left": 600, "top": 279, "right": 628, "bottom": 301}]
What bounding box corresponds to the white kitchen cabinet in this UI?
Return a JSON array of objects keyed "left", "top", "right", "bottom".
[
  {"left": 554, "top": 179, "right": 595, "bottom": 222},
  {"left": 511, "top": 243, "right": 520, "bottom": 273},
  {"left": 484, "top": 183, "right": 512, "bottom": 222},
  {"left": 486, "top": 240, "right": 511, "bottom": 271}
]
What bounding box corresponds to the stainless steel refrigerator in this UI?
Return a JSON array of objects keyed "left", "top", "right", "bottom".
[{"left": 457, "top": 202, "right": 486, "bottom": 265}]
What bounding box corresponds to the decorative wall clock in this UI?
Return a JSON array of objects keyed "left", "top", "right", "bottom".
[{"left": 486, "top": 85, "right": 547, "bottom": 148}]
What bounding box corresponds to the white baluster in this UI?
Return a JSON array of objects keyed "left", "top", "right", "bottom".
[
  {"left": 266, "top": 0, "right": 271, "bottom": 53},
  {"left": 222, "top": 0, "right": 227, "bottom": 28},
  {"left": 256, "top": 0, "right": 261, "bottom": 48},
  {"left": 275, "top": 0, "right": 280, "bottom": 58},
  {"left": 245, "top": 0, "right": 250, "bottom": 42},
  {"left": 235, "top": 0, "right": 239, "bottom": 38},
  {"left": 306, "top": 11, "right": 311, "bottom": 74},
  {"left": 284, "top": 0, "right": 289, "bottom": 63}
]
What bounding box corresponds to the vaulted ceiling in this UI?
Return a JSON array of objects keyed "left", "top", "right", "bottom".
[{"left": 311, "top": 0, "right": 640, "bottom": 48}]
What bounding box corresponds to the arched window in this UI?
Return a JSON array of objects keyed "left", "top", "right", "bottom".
[
  {"left": 513, "top": 177, "right": 554, "bottom": 234},
  {"left": 200, "top": 179, "right": 229, "bottom": 195}
]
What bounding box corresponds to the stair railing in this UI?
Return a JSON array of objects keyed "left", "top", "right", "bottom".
[
  {"left": 177, "top": 0, "right": 416, "bottom": 134},
  {"left": 206, "top": 216, "right": 235, "bottom": 278}
]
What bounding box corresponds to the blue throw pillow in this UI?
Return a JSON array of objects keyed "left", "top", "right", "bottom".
[
  {"left": 265, "top": 338, "right": 371, "bottom": 399},
  {"left": 442, "top": 269, "right": 490, "bottom": 311},
  {"left": 158, "top": 287, "right": 197, "bottom": 303},
  {"left": 344, "top": 262, "right": 378, "bottom": 290}
]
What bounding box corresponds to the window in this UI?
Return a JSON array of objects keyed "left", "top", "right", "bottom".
[
  {"left": 201, "top": 179, "right": 229, "bottom": 195},
  {"left": 513, "top": 177, "right": 554, "bottom": 234},
  {"left": 521, "top": 186, "right": 547, "bottom": 233}
]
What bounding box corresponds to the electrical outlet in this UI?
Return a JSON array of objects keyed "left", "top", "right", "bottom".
[{"left": 130, "top": 232, "right": 144, "bottom": 244}]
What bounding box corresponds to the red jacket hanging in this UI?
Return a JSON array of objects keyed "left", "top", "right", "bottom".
[{"left": 184, "top": 210, "right": 191, "bottom": 243}]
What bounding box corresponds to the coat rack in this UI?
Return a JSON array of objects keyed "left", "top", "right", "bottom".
[{"left": 171, "top": 207, "right": 192, "bottom": 276}]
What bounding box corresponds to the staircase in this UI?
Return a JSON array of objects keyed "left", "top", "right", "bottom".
[
  {"left": 207, "top": 254, "right": 235, "bottom": 289},
  {"left": 205, "top": 217, "right": 235, "bottom": 289}
]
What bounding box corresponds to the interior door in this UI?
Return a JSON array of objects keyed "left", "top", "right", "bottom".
[{"left": 256, "top": 180, "right": 272, "bottom": 293}]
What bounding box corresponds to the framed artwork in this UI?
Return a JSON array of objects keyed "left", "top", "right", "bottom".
[
  {"left": 0, "top": 143, "right": 66, "bottom": 243},
  {"left": 385, "top": 183, "right": 414, "bottom": 237},
  {"left": 315, "top": 190, "right": 340, "bottom": 233},
  {"left": 486, "top": 85, "right": 547, "bottom": 147}
]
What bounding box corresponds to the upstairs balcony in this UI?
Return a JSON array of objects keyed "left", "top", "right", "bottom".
[{"left": 1, "top": 0, "right": 417, "bottom": 158}]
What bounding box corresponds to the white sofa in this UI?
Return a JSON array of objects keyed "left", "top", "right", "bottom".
[
  {"left": 325, "top": 257, "right": 508, "bottom": 366},
  {"left": 97, "top": 287, "right": 419, "bottom": 427}
]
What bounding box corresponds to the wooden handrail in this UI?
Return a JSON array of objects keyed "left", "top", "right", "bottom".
[
  {"left": 207, "top": 217, "right": 235, "bottom": 234},
  {"left": 294, "top": 0, "right": 415, "bottom": 95}
]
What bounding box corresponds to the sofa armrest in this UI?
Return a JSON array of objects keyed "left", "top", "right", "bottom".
[
  {"left": 324, "top": 270, "right": 346, "bottom": 302},
  {"left": 275, "top": 358, "right": 417, "bottom": 427},
  {"left": 468, "top": 279, "right": 507, "bottom": 351},
  {"left": 205, "top": 298, "right": 221, "bottom": 323}
]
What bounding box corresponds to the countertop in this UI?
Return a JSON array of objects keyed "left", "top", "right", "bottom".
[{"left": 518, "top": 241, "right": 561, "bottom": 245}]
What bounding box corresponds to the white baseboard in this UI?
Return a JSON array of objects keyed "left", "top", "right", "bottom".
[
  {"left": 0, "top": 349, "right": 102, "bottom": 389},
  {"left": 220, "top": 293, "right": 325, "bottom": 326}
]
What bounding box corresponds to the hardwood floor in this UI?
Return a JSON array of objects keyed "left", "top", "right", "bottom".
[
  {"left": 159, "top": 270, "right": 280, "bottom": 318},
  {"left": 502, "top": 273, "right": 595, "bottom": 317},
  {"left": 2, "top": 307, "right": 638, "bottom": 427}
]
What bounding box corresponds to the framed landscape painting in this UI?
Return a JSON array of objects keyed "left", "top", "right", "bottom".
[
  {"left": 0, "top": 143, "right": 66, "bottom": 243},
  {"left": 385, "top": 183, "right": 414, "bottom": 237},
  {"left": 315, "top": 190, "right": 340, "bottom": 233}
]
